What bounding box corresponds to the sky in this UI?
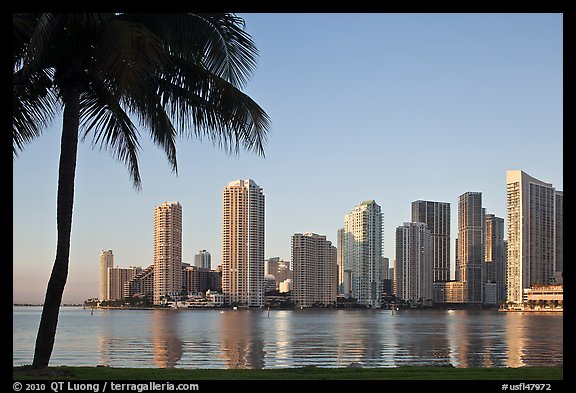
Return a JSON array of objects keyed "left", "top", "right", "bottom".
[{"left": 12, "top": 13, "right": 563, "bottom": 304}]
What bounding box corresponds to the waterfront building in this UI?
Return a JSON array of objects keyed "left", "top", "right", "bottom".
[
  {"left": 124, "top": 264, "right": 154, "bottom": 301},
  {"left": 107, "top": 266, "right": 141, "bottom": 301},
  {"left": 337, "top": 228, "right": 345, "bottom": 295},
  {"left": 291, "top": 232, "right": 337, "bottom": 307},
  {"left": 183, "top": 265, "right": 210, "bottom": 294},
  {"left": 153, "top": 202, "right": 183, "bottom": 305},
  {"left": 194, "top": 250, "right": 212, "bottom": 269},
  {"left": 343, "top": 200, "right": 383, "bottom": 307},
  {"left": 506, "top": 170, "right": 562, "bottom": 305},
  {"left": 222, "top": 179, "right": 265, "bottom": 307},
  {"left": 99, "top": 250, "right": 114, "bottom": 301},
  {"left": 395, "top": 222, "right": 433, "bottom": 303},
  {"left": 484, "top": 214, "right": 506, "bottom": 304},
  {"left": 433, "top": 281, "right": 465, "bottom": 303},
  {"left": 411, "top": 200, "right": 451, "bottom": 282},
  {"left": 457, "top": 192, "right": 484, "bottom": 305}
]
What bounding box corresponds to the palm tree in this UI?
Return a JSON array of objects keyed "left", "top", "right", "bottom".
[{"left": 13, "top": 13, "right": 270, "bottom": 368}]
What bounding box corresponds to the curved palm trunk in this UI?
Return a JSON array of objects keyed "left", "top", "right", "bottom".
[{"left": 32, "top": 86, "right": 80, "bottom": 368}]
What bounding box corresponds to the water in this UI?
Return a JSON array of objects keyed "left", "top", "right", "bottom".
[{"left": 13, "top": 306, "right": 563, "bottom": 369}]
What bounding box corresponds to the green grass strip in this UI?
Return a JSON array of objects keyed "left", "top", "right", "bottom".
[{"left": 13, "top": 365, "right": 563, "bottom": 380}]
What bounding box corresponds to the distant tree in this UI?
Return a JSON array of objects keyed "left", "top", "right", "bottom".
[{"left": 13, "top": 13, "right": 270, "bottom": 368}]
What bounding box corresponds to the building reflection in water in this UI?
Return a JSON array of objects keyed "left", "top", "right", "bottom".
[
  {"left": 447, "top": 310, "right": 509, "bottom": 367},
  {"left": 150, "top": 310, "right": 183, "bottom": 368},
  {"left": 219, "top": 310, "right": 265, "bottom": 369},
  {"left": 269, "top": 310, "right": 292, "bottom": 368},
  {"left": 333, "top": 310, "right": 386, "bottom": 367},
  {"left": 393, "top": 310, "right": 451, "bottom": 367}
]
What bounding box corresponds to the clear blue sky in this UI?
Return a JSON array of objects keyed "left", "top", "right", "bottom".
[{"left": 13, "top": 13, "right": 563, "bottom": 304}]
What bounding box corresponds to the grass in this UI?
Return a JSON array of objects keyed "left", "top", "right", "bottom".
[{"left": 13, "top": 365, "right": 563, "bottom": 380}]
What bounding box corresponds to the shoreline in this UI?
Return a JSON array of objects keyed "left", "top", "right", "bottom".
[{"left": 13, "top": 365, "right": 564, "bottom": 381}]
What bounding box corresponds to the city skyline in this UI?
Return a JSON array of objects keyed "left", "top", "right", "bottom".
[{"left": 13, "top": 13, "right": 562, "bottom": 303}]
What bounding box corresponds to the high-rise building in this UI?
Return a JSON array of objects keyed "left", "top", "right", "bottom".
[
  {"left": 343, "top": 200, "right": 383, "bottom": 307},
  {"left": 107, "top": 266, "right": 141, "bottom": 301},
  {"left": 395, "top": 222, "right": 433, "bottom": 303},
  {"left": 194, "top": 250, "right": 212, "bottom": 269},
  {"left": 484, "top": 214, "right": 506, "bottom": 304},
  {"left": 506, "top": 170, "right": 562, "bottom": 304},
  {"left": 411, "top": 200, "right": 451, "bottom": 282},
  {"left": 555, "top": 191, "right": 563, "bottom": 274},
  {"left": 265, "top": 257, "right": 279, "bottom": 277},
  {"left": 99, "top": 250, "right": 114, "bottom": 301},
  {"left": 153, "top": 202, "right": 183, "bottom": 305},
  {"left": 292, "top": 232, "right": 337, "bottom": 307},
  {"left": 457, "top": 192, "right": 484, "bottom": 305},
  {"left": 336, "top": 228, "right": 345, "bottom": 295},
  {"left": 222, "top": 179, "right": 265, "bottom": 307}
]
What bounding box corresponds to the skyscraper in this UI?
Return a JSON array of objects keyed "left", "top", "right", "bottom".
[
  {"left": 153, "top": 202, "right": 183, "bottom": 305},
  {"left": 343, "top": 200, "right": 382, "bottom": 307},
  {"left": 222, "top": 179, "right": 265, "bottom": 307},
  {"left": 292, "top": 232, "right": 337, "bottom": 307},
  {"left": 457, "top": 192, "right": 484, "bottom": 305},
  {"left": 336, "top": 228, "right": 345, "bottom": 295},
  {"left": 99, "top": 250, "right": 114, "bottom": 301},
  {"left": 506, "top": 170, "right": 562, "bottom": 304},
  {"left": 484, "top": 214, "right": 506, "bottom": 303},
  {"left": 555, "top": 191, "right": 563, "bottom": 274},
  {"left": 194, "top": 250, "right": 212, "bottom": 269},
  {"left": 395, "top": 222, "right": 433, "bottom": 303},
  {"left": 411, "top": 200, "right": 451, "bottom": 282}
]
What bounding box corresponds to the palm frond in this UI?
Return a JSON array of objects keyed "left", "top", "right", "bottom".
[
  {"left": 158, "top": 57, "right": 270, "bottom": 156},
  {"left": 13, "top": 68, "right": 58, "bottom": 156},
  {"left": 121, "top": 13, "right": 258, "bottom": 88},
  {"left": 80, "top": 80, "right": 143, "bottom": 189}
]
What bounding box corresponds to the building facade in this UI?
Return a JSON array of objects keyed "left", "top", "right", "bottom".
[
  {"left": 291, "top": 232, "right": 337, "bottom": 307},
  {"left": 336, "top": 228, "right": 345, "bottom": 295},
  {"left": 194, "top": 250, "right": 212, "bottom": 269},
  {"left": 395, "top": 222, "right": 433, "bottom": 303},
  {"left": 484, "top": 214, "right": 506, "bottom": 304},
  {"left": 411, "top": 200, "right": 451, "bottom": 282},
  {"left": 506, "top": 170, "right": 562, "bottom": 304},
  {"left": 107, "top": 266, "right": 141, "bottom": 301},
  {"left": 343, "top": 200, "right": 383, "bottom": 307},
  {"left": 222, "top": 179, "right": 265, "bottom": 307},
  {"left": 124, "top": 264, "right": 154, "bottom": 301},
  {"left": 99, "top": 250, "right": 114, "bottom": 301},
  {"left": 457, "top": 192, "right": 484, "bottom": 305},
  {"left": 153, "top": 202, "right": 183, "bottom": 305}
]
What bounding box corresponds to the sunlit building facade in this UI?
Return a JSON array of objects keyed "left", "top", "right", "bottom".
[
  {"left": 99, "top": 249, "right": 114, "bottom": 301},
  {"left": 395, "top": 222, "right": 433, "bottom": 303},
  {"left": 153, "top": 202, "right": 183, "bottom": 305},
  {"left": 343, "top": 200, "right": 382, "bottom": 307},
  {"left": 506, "top": 170, "right": 562, "bottom": 305},
  {"left": 292, "top": 232, "right": 337, "bottom": 307},
  {"left": 222, "top": 179, "right": 265, "bottom": 307}
]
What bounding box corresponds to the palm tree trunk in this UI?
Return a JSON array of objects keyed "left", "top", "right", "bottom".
[{"left": 32, "top": 86, "right": 80, "bottom": 368}]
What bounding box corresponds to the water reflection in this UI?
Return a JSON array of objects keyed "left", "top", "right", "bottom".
[
  {"left": 268, "top": 310, "right": 293, "bottom": 368},
  {"left": 13, "top": 307, "right": 563, "bottom": 369},
  {"left": 219, "top": 310, "right": 266, "bottom": 368},
  {"left": 393, "top": 311, "right": 451, "bottom": 366},
  {"left": 334, "top": 310, "right": 385, "bottom": 367},
  {"left": 150, "top": 310, "right": 183, "bottom": 368}
]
